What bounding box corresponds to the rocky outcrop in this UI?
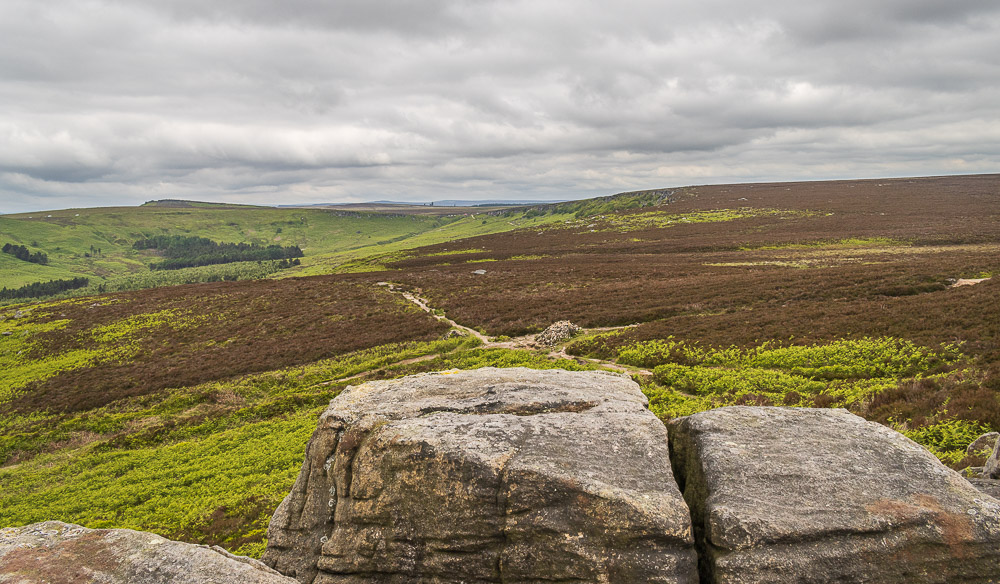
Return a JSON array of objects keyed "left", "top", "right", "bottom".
[
  {"left": 669, "top": 407, "right": 1000, "bottom": 583},
  {"left": 262, "top": 367, "right": 698, "bottom": 584},
  {"left": 0, "top": 521, "right": 295, "bottom": 584},
  {"left": 967, "top": 431, "right": 1000, "bottom": 456},
  {"left": 11, "top": 372, "right": 999, "bottom": 583}
]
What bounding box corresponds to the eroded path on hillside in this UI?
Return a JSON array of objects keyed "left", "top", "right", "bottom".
[
  {"left": 376, "top": 281, "right": 649, "bottom": 376},
  {"left": 376, "top": 282, "right": 489, "bottom": 343}
]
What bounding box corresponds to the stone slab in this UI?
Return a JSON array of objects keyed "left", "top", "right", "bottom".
[{"left": 669, "top": 406, "right": 1000, "bottom": 584}]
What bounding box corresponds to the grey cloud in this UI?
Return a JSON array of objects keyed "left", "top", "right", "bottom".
[
  {"left": 110, "top": 0, "right": 489, "bottom": 35},
  {"left": 754, "top": 0, "right": 1000, "bottom": 45},
  {"left": 1, "top": 0, "right": 999, "bottom": 213}
]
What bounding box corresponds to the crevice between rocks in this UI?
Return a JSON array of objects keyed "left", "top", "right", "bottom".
[
  {"left": 303, "top": 428, "right": 344, "bottom": 584},
  {"left": 418, "top": 400, "right": 599, "bottom": 418},
  {"left": 666, "top": 420, "right": 713, "bottom": 584},
  {"left": 312, "top": 425, "right": 370, "bottom": 584}
]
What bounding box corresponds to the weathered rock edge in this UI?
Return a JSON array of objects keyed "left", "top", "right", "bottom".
[
  {"left": 262, "top": 367, "right": 698, "bottom": 584},
  {"left": 0, "top": 520, "right": 295, "bottom": 584},
  {"left": 669, "top": 406, "right": 1000, "bottom": 584},
  {"left": 986, "top": 435, "right": 1000, "bottom": 479}
]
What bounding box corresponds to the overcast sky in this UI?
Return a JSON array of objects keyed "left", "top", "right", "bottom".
[{"left": 2, "top": 0, "right": 999, "bottom": 213}]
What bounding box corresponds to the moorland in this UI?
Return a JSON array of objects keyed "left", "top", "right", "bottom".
[{"left": 0, "top": 174, "right": 997, "bottom": 557}]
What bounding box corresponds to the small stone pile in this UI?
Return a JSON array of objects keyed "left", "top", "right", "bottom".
[{"left": 535, "top": 320, "right": 582, "bottom": 346}]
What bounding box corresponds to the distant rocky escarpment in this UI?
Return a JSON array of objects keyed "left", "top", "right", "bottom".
[{"left": 5, "top": 368, "right": 1000, "bottom": 583}]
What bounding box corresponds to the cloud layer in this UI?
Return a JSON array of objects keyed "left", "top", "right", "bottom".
[{"left": 2, "top": 0, "right": 999, "bottom": 212}]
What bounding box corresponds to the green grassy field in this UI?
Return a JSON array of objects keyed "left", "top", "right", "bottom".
[
  {"left": 0, "top": 202, "right": 577, "bottom": 297},
  {"left": 289, "top": 210, "right": 576, "bottom": 276},
  {"left": 0, "top": 206, "right": 448, "bottom": 288}
]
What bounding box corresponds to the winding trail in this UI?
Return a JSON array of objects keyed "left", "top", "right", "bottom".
[
  {"left": 377, "top": 282, "right": 489, "bottom": 343},
  {"left": 376, "top": 281, "right": 651, "bottom": 376},
  {"left": 308, "top": 283, "right": 650, "bottom": 390}
]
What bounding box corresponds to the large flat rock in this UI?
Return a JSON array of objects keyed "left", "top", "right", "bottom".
[
  {"left": 669, "top": 407, "right": 1000, "bottom": 583},
  {"left": 263, "top": 367, "right": 697, "bottom": 583},
  {"left": 0, "top": 521, "right": 295, "bottom": 584}
]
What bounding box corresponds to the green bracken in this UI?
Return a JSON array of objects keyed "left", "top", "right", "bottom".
[
  {"left": 0, "top": 303, "right": 206, "bottom": 404},
  {"left": 895, "top": 418, "right": 990, "bottom": 465},
  {"left": 543, "top": 207, "right": 813, "bottom": 234},
  {"left": 0, "top": 334, "right": 605, "bottom": 557},
  {"left": 588, "top": 334, "right": 976, "bottom": 463}
]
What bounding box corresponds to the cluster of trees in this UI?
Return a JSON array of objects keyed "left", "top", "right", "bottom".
[
  {"left": 0, "top": 277, "right": 89, "bottom": 300},
  {"left": 133, "top": 235, "right": 304, "bottom": 271},
  {"left": 2, "top": 243, "right": 48, "bottom": 265}
]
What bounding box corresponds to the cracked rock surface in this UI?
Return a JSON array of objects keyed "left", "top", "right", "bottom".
[
  {"left": 262, "top": 367, "right": 697, "bottom": 584},
  {"left": 0, "top": 521, "right": 296, "bottom": 584},
  {"left": 669, "top": 407, "right": 1000, "bottom": 584}
]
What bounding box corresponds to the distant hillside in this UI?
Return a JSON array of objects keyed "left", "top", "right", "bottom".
[
  {"left": 280, "top": 198, "right": 567, "bottom": 208},
  {"left": 141, "top": 199, "right": 266, "bottom": 208},
  {"left": 0, "top": 199, "right": 578, "bottom": 298},
  {"left": 1, "top": 173, "right": 998, "bottom": 560},
  {"left": 513, "top": 187, "right": 678, "bottom": 217},
  {"left": 285, "top": 202, "right": 521, "bottom": 216}
]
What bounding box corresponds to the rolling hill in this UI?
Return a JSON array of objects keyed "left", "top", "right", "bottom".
[
  {"left": 0, "top": 173, "right": 998, "bottom": 558},
  {"left": 0, "top": 200, "right": 578, "bottom": 297}
]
